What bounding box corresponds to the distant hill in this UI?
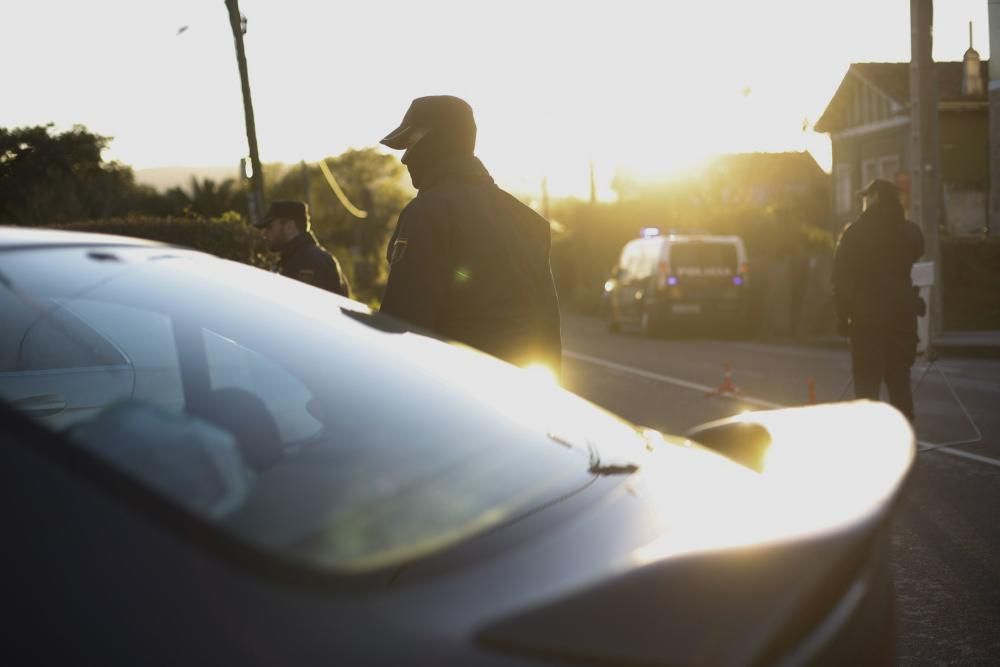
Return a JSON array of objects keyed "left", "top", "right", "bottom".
[{"left": 134, "top": 165, "right": 241, "bottom": 193}]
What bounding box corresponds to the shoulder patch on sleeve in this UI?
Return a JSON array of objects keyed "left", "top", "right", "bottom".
[{"left": 389, "top": 238, "right": 408, "bottom": 265}]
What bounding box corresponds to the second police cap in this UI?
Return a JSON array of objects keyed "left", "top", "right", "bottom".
[{"left": 255, "top": 200, "right": 309, "bottom": 228}]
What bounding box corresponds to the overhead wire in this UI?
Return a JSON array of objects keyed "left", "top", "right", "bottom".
[{"left": 317, "top": 158, "right": 368, "bottom": 219}]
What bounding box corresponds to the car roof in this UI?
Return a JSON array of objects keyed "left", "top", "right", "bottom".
[{"left": 0, "top": 226, "right": 172, "bottom": 251}]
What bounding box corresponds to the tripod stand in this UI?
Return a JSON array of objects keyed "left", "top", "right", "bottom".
[{"left": 838, "top": 341, "right": 983, "bottom": 451}]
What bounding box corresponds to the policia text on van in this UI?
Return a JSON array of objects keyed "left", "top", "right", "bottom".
[{"left": 604, "top": 230, "right": 749, "bottom": 336}]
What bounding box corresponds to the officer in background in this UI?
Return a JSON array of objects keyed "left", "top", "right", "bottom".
[
  {"left": 378, "top": 95, "right": 562, "bottom": 376},
  {"left": 833, "top": 179, "right": 925, "bottom": 422},
  {"left": 255, "top": 200, "right": 351, "bottom": 298}
]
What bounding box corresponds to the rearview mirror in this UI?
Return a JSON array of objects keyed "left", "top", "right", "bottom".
[{"left": 684, "top": 420, "right": 772, "bottom": 472}]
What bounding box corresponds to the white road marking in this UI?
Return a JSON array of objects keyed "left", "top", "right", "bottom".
[
  {"left": 916, "top": 443, "right": 1000, "bottom": 468},
  {"left": 564, "top": 350, "right": 783, "bottom": 409},
  {"left": 565, "top": 349, "right": 1000, "bottom": 469}
]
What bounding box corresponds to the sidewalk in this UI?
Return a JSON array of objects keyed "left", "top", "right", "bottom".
[
  {"left": 803, "top": 331, "right": 1000, "bottom": 359},
  {"left": 933, "top": 331, "right": 1000, "bottom": 359}
]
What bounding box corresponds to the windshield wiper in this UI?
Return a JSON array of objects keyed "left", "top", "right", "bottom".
[
  {"left": 589, "top": 462, "right": 640, "bottom": 476},
  {"left": 548, "top": 432, "right": 640, "bottom": 476},
  {"left": 585, "top": 439, "right": 639, "bottom": 476}
]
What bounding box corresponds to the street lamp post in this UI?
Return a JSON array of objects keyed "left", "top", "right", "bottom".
[{"left": 224, "top": 0, "right": 265, "bottom": 223}]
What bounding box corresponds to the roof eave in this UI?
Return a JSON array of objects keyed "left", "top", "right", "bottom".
[{"left": 815, "top": 64, "right": 908, "bottom": 134}]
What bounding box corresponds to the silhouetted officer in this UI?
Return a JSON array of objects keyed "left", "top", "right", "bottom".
[
  {"left": 379, "top": 95, "right": 562, "bottom": 375},
  {"left": 833, "top": 179, "right": 925, "bottom": 422},
  {"left": 254, "top": 200, "right": 350, "bottom": 298}
]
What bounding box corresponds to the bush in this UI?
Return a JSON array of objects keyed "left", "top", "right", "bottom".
[
  {"left": 941, "top": 238, "right": 1000, "bottom": 330},
  {"left": 50, "top": 215, "right": 274, "bottom": 268}
]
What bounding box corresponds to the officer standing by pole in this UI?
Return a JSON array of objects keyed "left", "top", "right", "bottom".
[
  {"left": 378, "top": 95, "right": 562, "bottom": 376},
  {"left": 833, "top": 179, "right": 925, "bottom": 422},
  {"left": 255, "top": 200, "right": 351, "bottom": 298}
]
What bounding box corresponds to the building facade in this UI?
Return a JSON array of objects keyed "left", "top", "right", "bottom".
[{"left": 815, "top": 50, "right": 989, "bottom": 237}]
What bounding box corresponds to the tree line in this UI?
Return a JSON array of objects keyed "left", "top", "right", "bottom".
[
  {"left": 1, "top": 124, "right": 256, "bottom": 223},
  {"left": 2, "top": 123, "right": 836, "bottom": 321},
  {"left": 1, "top": 123, "right": 413, "bottom": 300}
]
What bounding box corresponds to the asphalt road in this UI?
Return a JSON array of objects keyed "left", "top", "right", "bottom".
[{"left": 559, "top": 313, "right": 1000, "bottom": 665}]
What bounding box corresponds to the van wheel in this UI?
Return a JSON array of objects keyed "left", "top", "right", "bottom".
[
  {"left": 605, "top": 300, "right": 621, "bottom": 333},
  {"left": 640, "top": 309, "right": 662, "bottom": 338}
]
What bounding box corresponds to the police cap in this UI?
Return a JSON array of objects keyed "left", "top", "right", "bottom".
[
  {"left": 858, "top": 179, "right": 900, "bottom": 201},
  {"left": 380, "top": 95, "right": 476, "bottom": 152},
  {"left": 255, "top": 200, "right": 310, "bottom": 229}
]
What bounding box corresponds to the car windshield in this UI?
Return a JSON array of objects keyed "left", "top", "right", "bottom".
[{"left": 0, "top": 245, "right": 642, "bottom": 573}]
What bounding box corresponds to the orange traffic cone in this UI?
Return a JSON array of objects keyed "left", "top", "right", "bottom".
[
  {"left": 807, "top": 377, "right": 817, "bottom": 404},
  {"left": 706, "top": 361, "right": 741, "bottom": 397}
]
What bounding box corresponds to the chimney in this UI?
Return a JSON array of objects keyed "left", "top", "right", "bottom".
[{"left": 962, "top": 21, "right": 984, "bottom": 96}]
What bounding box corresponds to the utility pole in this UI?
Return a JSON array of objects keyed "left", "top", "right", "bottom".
[
  {"left": 588, "top": 159, "right": 597, "bottom": 206},
  {"left": 225, "top": 0, "right": 265, "bottom": 223},
  {"left": 909, "top": 0, "right": 944, "bottom": 340},
  {"left": 988, "top": 1, "right": 1000, "bottom": 237}
]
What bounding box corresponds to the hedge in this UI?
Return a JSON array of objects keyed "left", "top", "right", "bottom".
[
  {"left": 49, "top": 215, "right": 273, "bottom": 268},
  {"left": 44, "top": 219, "right": 1000, "bottom": 331}
]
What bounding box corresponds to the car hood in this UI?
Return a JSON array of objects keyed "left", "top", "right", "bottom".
[{"left": 384, "top": 402, "right": 913, "bottom": 665}]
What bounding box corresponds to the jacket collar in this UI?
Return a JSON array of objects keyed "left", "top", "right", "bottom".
[
  {"left": 418, "top": 155, "right": 495, "bottom": 190},
  {"left": 857, "top": 201, "right": 905, "bottom": 227},
  {"left": 278, "top": 232, "right": 317, "bottom": 265}
]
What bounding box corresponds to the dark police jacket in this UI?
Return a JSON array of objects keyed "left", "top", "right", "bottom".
[
  {"left": 380, "top": 156, "right": 562, "bottom": 374},
  {"left": 278, "top": 232, "right": 350, "bottom": 298},
  {"left": 832, "top": 203, "right": 924, "bottom": 341}
]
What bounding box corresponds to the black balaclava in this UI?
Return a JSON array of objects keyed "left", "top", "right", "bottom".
[{"left": 381, "top": 96, "right": 477, "bottom": 190}]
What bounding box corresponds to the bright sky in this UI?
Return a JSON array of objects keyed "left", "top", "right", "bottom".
[{"left": 1, "top": 0, "right": 989, "bottom": 199}]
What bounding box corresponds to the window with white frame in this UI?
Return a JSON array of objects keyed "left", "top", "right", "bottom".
[
  {"left": 835, "top": 164, "right": 853, "bottom": 214},
  {"left": 879, "top": 156, "right": 900, "bottom": 181},
  {"left": 862, "top": 160, "right": 878, "bottom": 188}
]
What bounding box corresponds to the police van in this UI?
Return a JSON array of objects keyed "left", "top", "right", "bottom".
[{"left": 604, "top": 229, "right": 749, "bottom": 336}]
